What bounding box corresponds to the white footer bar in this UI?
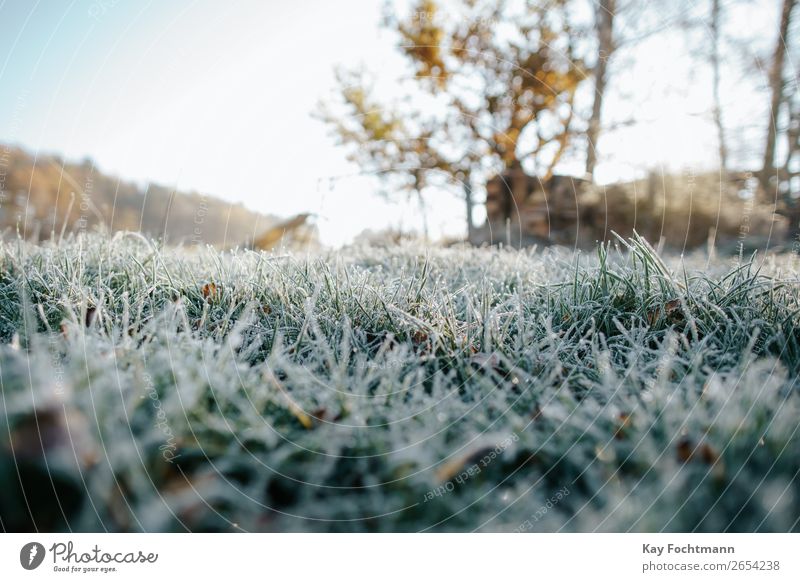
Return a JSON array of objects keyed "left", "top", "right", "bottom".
[{"left": 1, "top": 534, "right": 797, "bottom": 581}]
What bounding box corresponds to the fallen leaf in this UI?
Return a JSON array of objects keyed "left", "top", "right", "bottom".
[
  {"left": 676, "top": 437, "right": 693, "bottom": 462},
  {"left": 265, "top": 371, "right": 313, "bottom": 429},
  {"left": 614, "top": 412, "right": 632, "bottom": 440},
  {"left": 202, "top": 282, "right": 218, "bottom": 300},
  {"left": 677, "top": 438, "right": 719, "bottom": 466},
  {"left": 647, "top": 298, "right": 685, "bottom": 326}
]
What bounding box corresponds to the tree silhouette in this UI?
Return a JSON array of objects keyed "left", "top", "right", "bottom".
[{"left": 319, "top": 0, "right": 587, "bottom": 240}]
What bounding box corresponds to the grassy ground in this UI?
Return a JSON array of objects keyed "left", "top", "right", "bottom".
[{"left": 1, "top": 232, "right": 799, "bottom": 532}]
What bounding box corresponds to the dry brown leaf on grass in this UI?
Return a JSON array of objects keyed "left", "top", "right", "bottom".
[
  {"left": 435, "top": 445, "right": 490, "bottom": 483},
  {"left": 614, "top": 412, "right": 632, "bottom": 440},
  {"left": 201, "top": 282, "right": 218, "bottom": 301},
  {"left": 676, "top": 437, "right": 724, "bottom": 477},
  {"left": 646, "top": 298, "right": 685, "bottom": 326},
  {"left": 434, "top": 434, "right": 517, "bottom": 483},
  {"left": 411, "top": 329, "right": 436, "bottom": 355},
  {"left": 411, "top": 330, "right": 429, "bottom": 344},
  {"left": 264, "top": 370, "right": 313, "bottom": 429}
]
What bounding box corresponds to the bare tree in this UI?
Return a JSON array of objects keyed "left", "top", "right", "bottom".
[
  {"left": 760, "top": 0, "right": 796, "bottom": 197},
  {"left": 585, "top": 0, "right": 616, "bottom": 180},
  {"left": 710, "top": 0, "right": 729, "bottom": 177}
]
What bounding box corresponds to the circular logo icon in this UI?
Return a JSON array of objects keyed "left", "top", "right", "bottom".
[{"left": 20, "top": 542, "right": 46, "bottom": 570}]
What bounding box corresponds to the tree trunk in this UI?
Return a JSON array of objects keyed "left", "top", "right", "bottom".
[
  {"left": 710, "top": 0, "right": 728, "bottom": 179},
  {"left": 760, "top": 0, "right": 796, "bottom": 198},
  {"left": 783, "top": 101, "right": 800, "bottom": 238},
  {"left": 463, "top": 176, "right": 475, "bottom": 243},
  {"left": 783, "top": 101, "right": 799, "bottom": 181},
  {"left": 416, "top": 190, "right": 429, "bottom": 239},
  {"left": 585, "top": 0, "right": 615, "bottom": 181}
]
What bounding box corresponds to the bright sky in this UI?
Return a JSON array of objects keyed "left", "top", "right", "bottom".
[{"left": 0, "top": 0, "right": 786, "bottom": 246}]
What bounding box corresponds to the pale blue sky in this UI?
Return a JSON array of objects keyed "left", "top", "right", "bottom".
[{"left": 0, "top": 0, "right": 789, "bottom": 245}]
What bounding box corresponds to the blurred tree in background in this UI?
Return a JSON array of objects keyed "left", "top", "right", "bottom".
[
  {"left": 321, "top": 0, "right": 800, "bottom": 246},
  {"left": 319, "top": 0, "right": 587, "bottom": 239}
]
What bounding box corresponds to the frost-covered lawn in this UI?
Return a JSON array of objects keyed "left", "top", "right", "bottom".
[{"left": 1, "top": 233, "right": 799, "bottom": 532}]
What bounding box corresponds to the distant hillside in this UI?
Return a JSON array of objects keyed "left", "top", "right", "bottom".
[{"left": 0, "top": 145, "right": 316, "bottom": 248}]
